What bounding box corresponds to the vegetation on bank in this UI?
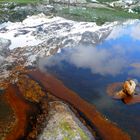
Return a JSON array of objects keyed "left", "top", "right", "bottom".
[
  {"left": 56, "top": 6, "right": 140, "bottom": 25},
  {"left": 87, "top": 0, "right": 118, "bottom": 2},
  {"left": 0, "top": 0, "right": 140, "bottom": 24},
  {"left": 0, "top": 0, "right": 41, "bottom": 4},
  {"left": 60, "top": 120, "right": 90, "bottom": 140}
]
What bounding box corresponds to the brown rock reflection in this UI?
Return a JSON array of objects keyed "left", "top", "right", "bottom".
[
  {"left": 122, "top": 95, "right": 140, "bottom": 105},
  {"left": 130, "top": 63, "right": 140, "bottom": 69},
  {"left": 107, "top": 82, "right": 140, "bottom": 105}
]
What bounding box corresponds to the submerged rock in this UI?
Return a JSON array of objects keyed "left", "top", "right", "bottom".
[{"left": 38, "top": 101, "right": 95, "bottom": 140}]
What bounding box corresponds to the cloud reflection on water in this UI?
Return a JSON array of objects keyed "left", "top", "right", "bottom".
[
  {"left": 130, "top": 24, "right": 140, "bottom": 40},
  {"left": 129, "top": 63, "right": 140, "bottom": 77},
  {"left": 107, "top": 21, "right": 140, "bottom": 41},
  {"left": 39, "top": 21, "right": 140, "bottom": 77},
  {"left": 65, "top": 45, "right": 127, "bottom": 76},
  {"left": 39, "top": 45, "right": 128, "bottom": 76},
  {"left": 38, "top": 21, "right": 140, "bottom": 140}
]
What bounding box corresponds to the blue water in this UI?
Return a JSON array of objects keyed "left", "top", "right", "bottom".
[{"left": 42, "top": 21, "right": 140, "bottom": 140}]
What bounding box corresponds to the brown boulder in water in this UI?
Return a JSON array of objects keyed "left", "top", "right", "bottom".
[
  {"left": 114, "top": 80, "right": 136, "bottom": 99},
  {"left": 113, "top": 90, "right": 127, "bottom": 99},
  {"left": 123, "top": 80, "right": 136, "bottom": 96}
]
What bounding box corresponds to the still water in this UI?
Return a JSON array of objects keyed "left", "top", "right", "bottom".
[{"left": 43, "top": 21, "right": 140, "bottom": 140}]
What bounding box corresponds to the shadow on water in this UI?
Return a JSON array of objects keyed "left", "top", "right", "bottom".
[{"left": 41, "top": 21, "right": 140, "bottom": 140}]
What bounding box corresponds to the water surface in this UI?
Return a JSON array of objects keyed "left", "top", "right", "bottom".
[{"left": 43, "top": 21, "right": 140, "bottom": 140}]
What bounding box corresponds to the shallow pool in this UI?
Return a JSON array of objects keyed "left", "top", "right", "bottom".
[{"left": 43, "top": 20, "right": 140, "bottom": 140}]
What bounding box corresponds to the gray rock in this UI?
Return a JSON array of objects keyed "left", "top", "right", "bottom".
[
  {"left": 38, "top": 101, "right": 95, "bottom": 140},
  {"left": 0, "top": 38, "right": 10, "bottom": 57},
  {"left": 79, "top": 28, "right": 111, "bottom": 46},
  {"left": 0, "top": 55, "right": 4, "bottom": 65},
  {"left": 0, "top": 38, "right": 11, "bottom": 48}
]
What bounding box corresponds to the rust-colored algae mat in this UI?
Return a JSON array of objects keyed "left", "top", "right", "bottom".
[
  {"left": 4, "top": 85, "right": 30, "bottom": 140},
  {"left": 28, "top": 70, "right": 131, "bottom": 140}
]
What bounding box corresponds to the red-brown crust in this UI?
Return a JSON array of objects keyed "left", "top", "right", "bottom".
[
  {"left": 28, "top": 70, "right": 131, "bottom": 140},
  {"left": 4, "top": 85, "right": 31, "bottom": 140}
]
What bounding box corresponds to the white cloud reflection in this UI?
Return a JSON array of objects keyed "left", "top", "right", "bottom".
[
  {"left": 39, "top": 45, "right": 128, "bottom": 76},
  {"left": 129, "top": 69, "right": 140, "bottom": 77},
  {"left": 67, "top": 46, "right": 126, "bottom": 76},
  {"left": 107, "top": 21, "right": 140, "bottom": 41},
  {"left": 107, "top": 26, "right": 127, "bottom": 40},
  {"left": 130, "top": 24, "right": 140, "bottom": 40},
  {"left": 129, "top": 63, "right": 140, "bottom": 77},
  {"left": 39, "top": 21, "right": 140, "bottom": 77}
]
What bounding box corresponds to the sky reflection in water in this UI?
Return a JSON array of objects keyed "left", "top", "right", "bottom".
[{"left": 40, "top": 21, "right": 140, "bottom": 140}]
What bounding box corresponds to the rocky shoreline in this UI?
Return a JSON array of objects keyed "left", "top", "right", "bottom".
[
  {"left": 0, "top": 3, "right": 140, "bottom": 139},
  {"left": 0, "top": 69, "right": 98, "bottom": 140},
  {"left": 0, "top": 68, "right": 132, "bottom": 140},
  {"left": 28, "top": 69, "right": 131, "bottom": 140}
]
